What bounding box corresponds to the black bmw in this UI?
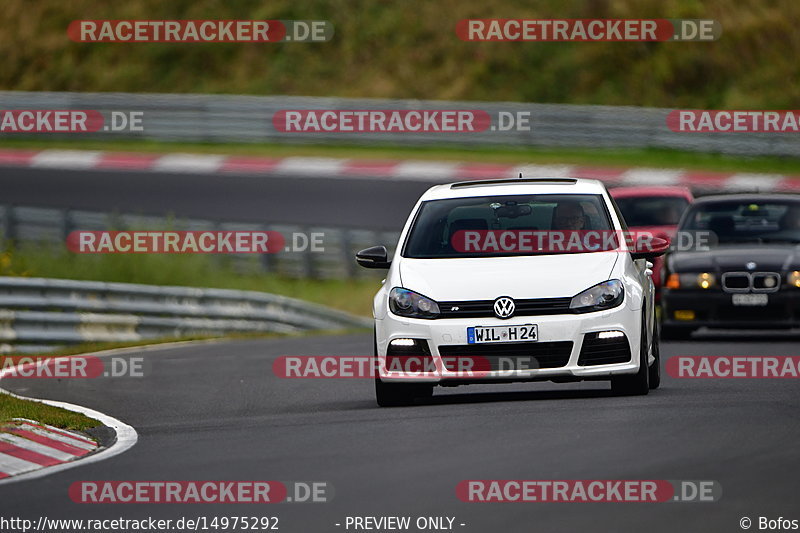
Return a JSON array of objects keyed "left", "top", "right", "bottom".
[{"left": 661, "top": 194, "right": 800, "bottom": 339}]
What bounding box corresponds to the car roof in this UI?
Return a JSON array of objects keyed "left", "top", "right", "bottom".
[
  {"left": 610, "top": 186, "right": 693, "bottom": 199},
  {"left": 420, "top": 177, "right": 608, "bottom": 201},
  {"left": 690, "top": 193, "right": 800, "bottom": 206}
]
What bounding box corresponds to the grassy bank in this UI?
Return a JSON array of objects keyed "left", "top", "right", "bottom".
[
  {"left": 2, "top": 0, "right": 798, "bottom": 109},
  {"left": 0, "top": 394, "right": 99, "bottom": 431}
]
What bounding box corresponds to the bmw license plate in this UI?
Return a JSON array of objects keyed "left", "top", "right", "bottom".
[
  {"left": 467, "top": 325, "right": 538, "bottom": 344},
  {"left": 732, "top": 293, "right": 768, "bottom": 306}
]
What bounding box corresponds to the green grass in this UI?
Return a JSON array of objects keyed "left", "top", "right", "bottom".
[
  {"left": 2, "top": 137, "right": 800, "bottom": 175},
  {"left": 0, "top": 394, "right": 100, "bottom": 431},
  {"left": 1, "top": 0, "right": 799, "bottom": 109},
  {"left": 1, "top": 244, "right": 379, "bottom": 317}
]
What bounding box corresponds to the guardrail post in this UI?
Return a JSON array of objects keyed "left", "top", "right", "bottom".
[
  {"left": 60, "top": 208, "right": 72, "bottom": 243},
  {"left": 260, "top": 224, "right": 275, "bottom": 273},
  {"left": 302, "top": 226, "right": 314, "bottom": 278},
  {"left": 1, "top": 205, "right": 15, "bottom": 245},
  {"left": 342, "top": 229, "right": 355, "bottom": 279}
]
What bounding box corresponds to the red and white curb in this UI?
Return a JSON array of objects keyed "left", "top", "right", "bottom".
[
  {"left": 1, "top": 148, "right": 798, "bottom": 191},
  {"left": 0, "top": 347, "right": 143, "bottom": 484},
  {"left": 0, "top": 392, "right": 137, "bottom": 485},
  {"left": 0, "top": 419, "right": 97, "bottom": 479}
]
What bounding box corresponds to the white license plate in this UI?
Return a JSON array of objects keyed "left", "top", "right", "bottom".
[
  {"left": 732, "top": 293, "right": 769, "bottom": 306},
  {"left": 467, "top": 324, "right": 538, "bottom": 344}
]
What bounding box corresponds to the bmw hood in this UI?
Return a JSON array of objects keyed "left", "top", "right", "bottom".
[
  {"left": 668, "top": 245, "right": 800, "bottom": 273},
  {"left": 398, "top": 252, "right": 621, "bottom": 301}
]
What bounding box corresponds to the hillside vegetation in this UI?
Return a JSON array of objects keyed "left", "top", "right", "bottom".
[{"left": 1, "top": 0, "right": 798, "bottom": 108}]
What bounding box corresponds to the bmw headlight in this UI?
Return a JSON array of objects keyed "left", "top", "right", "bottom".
[
  {"left": 389, "top": 288, "right": 441, "bottom": 319},
  {"left": 569, "top": 280, "right": 624, "bottom": 313},
  {"left": 665, "top": 272, "right": 716, "bottom": 289}
]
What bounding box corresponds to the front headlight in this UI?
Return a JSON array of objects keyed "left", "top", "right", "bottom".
[
  {"left": 665, "top": 272, "right": 716, "bottom": 289},
  {"left": 788, "top": 271, "right": 800, "bottom": 288},
  {"left": 389, "top": 288, "right": 440, "bottom": 319},
  {"left": 569, "top": 280, "right": 624, "bottom": 313}
]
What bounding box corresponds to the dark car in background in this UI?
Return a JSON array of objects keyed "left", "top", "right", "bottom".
[
  {"left": 661, "top": 194, "right": 800, "bottom": 339},
  {"left": 611, "top": 186, "right": 694, "bottom": 302}
]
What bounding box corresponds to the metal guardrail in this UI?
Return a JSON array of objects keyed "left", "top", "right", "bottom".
[
  {"left": 0, "top": 204, "right": 399, "bottom": 280},
  {"left": 0, "top": 91, "right": 798, "bottom": 157},
  {"left": 0, "top": 276, "right": 372, "bottom": 353}
]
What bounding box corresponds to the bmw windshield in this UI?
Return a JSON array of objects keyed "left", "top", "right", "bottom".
[{"left": 682, "top": 200, "right": 800, "bottom": 245}]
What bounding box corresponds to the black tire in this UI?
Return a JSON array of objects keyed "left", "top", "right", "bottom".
[
  {"left": 373, "top": 332, "right": 433, "bottom": 407},
  {"left": 611, "top": 310, "right": 650, "bottom": 396},
  {"left": 649, "top": 320, "right": 661, "bottom": 390},
  {"left": 660, "top": 324, "right": 693, "bottom": 341}
]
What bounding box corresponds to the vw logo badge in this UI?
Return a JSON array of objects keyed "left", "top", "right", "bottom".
[
  {"left": 746, "top": 262, "right": 757, "bottom": 270},
  {"left": 493, "top": 297, "right": 515, "bottom": 319}
]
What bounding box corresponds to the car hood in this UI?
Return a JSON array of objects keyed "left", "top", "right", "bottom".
[
  {"left": 669, "top": 245, "right": 800, "bottom": 273},
  {"left": 399, "top": 252, "right": 620, "bottom": 301}
]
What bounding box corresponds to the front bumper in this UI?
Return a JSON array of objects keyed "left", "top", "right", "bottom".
[
  {"left": 662, "top": 289, "right": 800, "bottom": 329},
  {"left": 375, "top": 302, "right": 642, "bottom": 384}
]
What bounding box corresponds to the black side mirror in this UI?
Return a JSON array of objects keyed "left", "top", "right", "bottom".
[
  {"left": 630, "top": 237, "right": 670, "bottom": 261},
  {"left": 356, "top": 245, "right": 391, "bottom": 269}
]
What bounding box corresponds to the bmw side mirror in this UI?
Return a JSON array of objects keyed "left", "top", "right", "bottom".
[
  {"left": 356, "top": 245, "right": 391, "bottom": 269},
  {"left": 631, "top": 236, "right": 670, "bottom": 261}
]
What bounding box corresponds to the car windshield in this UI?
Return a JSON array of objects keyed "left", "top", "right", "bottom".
[
  {"left": 403, "top": 193, "right": 614, "bottom": 258},
  {"left": 681, "top": 200, "right": 800, "bottom": 245},
  {"left": 614, "top": 196, "right": 689, "bottom": 227}
]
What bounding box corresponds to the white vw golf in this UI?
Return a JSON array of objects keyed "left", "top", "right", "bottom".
[{"left": 357, "top": 178, "right": 667, "bottom": 406}]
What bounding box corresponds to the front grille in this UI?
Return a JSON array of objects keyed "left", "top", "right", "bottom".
[
  {"left": 578, "top": 334, "right": 632, "bottom": 366},
  {"left": 438, "top": 297, "right": 572, "bottom": 319},
  {"left": 752, "top": 273, "right": 781, "bottom": 292},
  {"left": 438, "top": 341, "right": 573, "bottom": 371},
  {"left": 722, "top": 272, "right": 781, "bottom": 293},
  {"left": 722, "top": 272, "right": 750, "bottom": 292}
]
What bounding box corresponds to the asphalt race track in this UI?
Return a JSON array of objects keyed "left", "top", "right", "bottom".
[
  {"left": 0, "top": 166, "right": 435, "bottom": 230},
  {"left": 2, "top": 333, "right": 799, "bottom": 532}
]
